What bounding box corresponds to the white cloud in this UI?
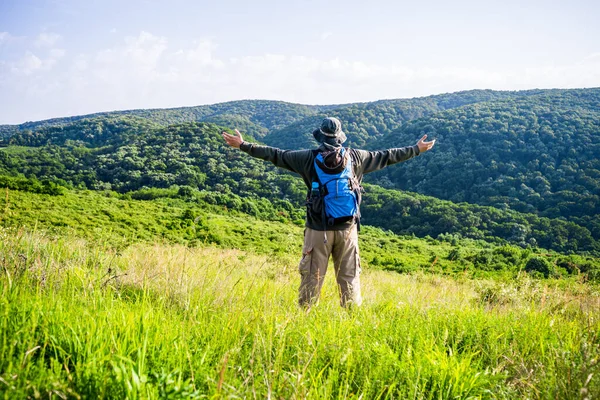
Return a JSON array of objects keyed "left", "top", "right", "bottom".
[
  {"left": 72, "top": 54, "right": 88, "bottom": 71},
  {"left": 1, "top": 30, "right": 599, "bottom": 123},
  {"left": 13, "top": 52, "right": 43, "bottom": 75},
  {"left": 0, "top": 32, "right": 11, "bottom": 44},
  {"left": 44, "top": 48, "right": 66, "bottom": 69},
  {"left": 7, "top": 46, "right": 66, "bottom": 76},
  {"left": 0, "top": 31, "right": 25, "bottom": 46},
  {"left": 577, "top": 52, "right": 600, "bottom": 65},
  {"left": 50, "top": 48, "right": 66, "bottom": 59},
  {"left": 180, "top": 40, "right": 223, "bottom": 68},
  {"left": 35, "top": 32, "right": 61, "bottom": 47},
  {"left": 321, "top": 32, "right": 332, "bottom": 41}
]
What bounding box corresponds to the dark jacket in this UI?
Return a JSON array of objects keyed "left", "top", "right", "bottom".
[{"left": 239, "top": 141, "right": 420, "bottom": 230}]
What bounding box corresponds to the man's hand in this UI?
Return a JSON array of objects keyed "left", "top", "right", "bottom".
[
  {"left": 417, "top": 135, "right": 436, "bottom": 153},
  {"left": 222, "top": 129, "right": 244, "bottom": 148}
]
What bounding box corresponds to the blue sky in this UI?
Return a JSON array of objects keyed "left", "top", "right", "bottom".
[{"left": 0, "top": 0, "right": 599, "bottom": 124}]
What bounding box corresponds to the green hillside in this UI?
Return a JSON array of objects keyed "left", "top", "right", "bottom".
[
  {"left": 262, "top": 89, "right": 546, "bottom": 149},
  {"left": 2, "top": 87, "right": 600, "bottom": 253},
  {"left": 366, "top": 89, "right": 600, "bottom": 236},
  {"left": 2, "top": 187, "right": 599, "bottom": 282},
  {"left": 0, "top": 99, "right": 338, "bottom": 140},
  {"left": 1, "top": 119, "right": 597, "bottom": 253}
]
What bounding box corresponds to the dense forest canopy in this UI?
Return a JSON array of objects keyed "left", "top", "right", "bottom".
[
  {"left": 366, "top": 89, "right": 600, "bottom": 236},
  {"left": 261, "top": 89, "right": 547, "bottom": 149},
  {"left": 1, "top": 106, "right": 598, "bottom": 254}
]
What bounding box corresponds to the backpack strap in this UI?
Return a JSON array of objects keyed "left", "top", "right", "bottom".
[
  {"left": 308, "top": 149, "right": 328, "bottom": 242},
  {"left": 309, "top": 149, "right": 320, "bottom": 185},
  {"left": 346, "top": 148, "right": 363, "bottom": 232}
]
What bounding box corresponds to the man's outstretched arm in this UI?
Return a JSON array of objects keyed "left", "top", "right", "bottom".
[
  {"left": 222, "top": 129, "right": 312, "bottom": 174},
  {"left": 355, "top": 135, "right": 436, "bottom": 175}
]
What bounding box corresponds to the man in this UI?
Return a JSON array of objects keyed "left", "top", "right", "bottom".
[{"left": 222, "top": 117, "right": 435, "bottom": 307}]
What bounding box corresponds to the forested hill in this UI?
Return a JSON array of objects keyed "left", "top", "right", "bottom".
[
  {"left": 0, "top": 119, "right": 598, "bottom": 253},
  {"left": 0, "top": 100, "right": 341, "bottom": 140},
  {"left": 0, "top": 88, "right": 546, "bottom": 142},
  {"left": 364, "top": 88, "right": 600, "bottom": 237},
  {"left": 1, "top": 87, "right": 600, "bottom": 253},
  {"left": 261, "top": 89, "right": 547, "bottom": 149}
]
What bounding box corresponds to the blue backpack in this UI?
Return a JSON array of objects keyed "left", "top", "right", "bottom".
[{"left": 309, "top": 148, "right": 363, "bottom": 231}]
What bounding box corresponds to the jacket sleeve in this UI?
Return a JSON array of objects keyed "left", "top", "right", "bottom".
[
  {"left": 353, "top": 145, "right": 420, "bottom": 175},
  {"left": 239, "top": 142, "right": 312, "bottom": 174}
]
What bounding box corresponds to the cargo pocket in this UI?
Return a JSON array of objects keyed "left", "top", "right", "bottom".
[
  {"left": 354, "top": 247, "right": 362, "bottom": 277},
  {"left": 298, "top": 246, "right": 313, "bottom": 275}
]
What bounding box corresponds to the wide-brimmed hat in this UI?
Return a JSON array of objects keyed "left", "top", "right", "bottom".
[{"left": 312, "top": 117, "right": 347, "bottom": 144}]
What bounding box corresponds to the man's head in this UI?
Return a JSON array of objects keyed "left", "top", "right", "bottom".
[{"left": 312, "top": 117, "right": 347, "bottom": 145}]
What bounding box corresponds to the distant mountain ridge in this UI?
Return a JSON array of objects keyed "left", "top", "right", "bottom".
[
  {"left": 0, "top": 100, "right": 342, "bottom": 140},
  {"left": 0, "top": 88, "right": 557, "bottom": 141},
  {"left": 262, "top": 89, "right": 551, "bottom": 149}
]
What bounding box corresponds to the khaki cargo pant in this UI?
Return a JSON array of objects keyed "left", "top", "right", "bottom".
[{"left": 298, "top": 225, "right": 362, "bottom": 307}]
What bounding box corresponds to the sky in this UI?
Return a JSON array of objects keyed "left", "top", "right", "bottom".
[{"left": 0, "top": 0, "right": 599, "bottom": 124}]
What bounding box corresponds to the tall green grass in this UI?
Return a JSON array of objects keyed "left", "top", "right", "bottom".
[{"left": 1, "top": 230, "right": 598, "bottom": 398}]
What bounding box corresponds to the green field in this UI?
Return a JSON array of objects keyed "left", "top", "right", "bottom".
[
  {"left": 1, "top": 189, "right": 599, "bottom": 398},
  {"left": 2, "top": 229, "right": 599, "bottom": 398}
]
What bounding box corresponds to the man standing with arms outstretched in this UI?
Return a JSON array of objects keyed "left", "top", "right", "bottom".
[{"left": 223, "top": 117, "right": 435, "bottom": 308}]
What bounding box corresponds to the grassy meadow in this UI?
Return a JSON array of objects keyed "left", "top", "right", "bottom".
[
  {"left": 1, "top": 188, "right": 599, "bottom": 398},
  {"left": 1, "top": 229, "right": 599, "bottom": 399}
]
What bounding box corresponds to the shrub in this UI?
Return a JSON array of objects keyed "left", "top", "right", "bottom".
[
  {"left": 524, "top": 257, "right": 552, "bottom": 278},
  {"left": 129, "top": 187, "right": 177, "bottom": 200},
  {"left": 178, "top": 185, "right": 195, "bottom": 198},
  {"left": 447, "top": 248, "right": 462, "bottom": 261}
]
